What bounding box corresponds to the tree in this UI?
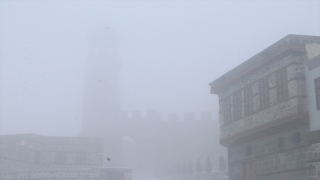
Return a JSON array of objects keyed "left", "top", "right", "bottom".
[
  {"left": 177, "top": 161, "right": 182, "bottom": 175},
  {"left": 205, "top": 157, "right": 212, "bottom": 173},
  {"left": 162, "top": 165, "right": 168, "bottom": 177},
  {"left": 196, "top": 158, "right": 203, "bottom": 174},
  {"left": 219, "top": 154, "right": 227, "bottom": 171},
  {"left": 154, "top": 165, "right": 160, "bottom": 178},
  {"left": 188, "top": 161, "right": 194, "bottom": 174},
  {"left": 170, "top": 163, "right": 176, "bottom": 176},
  {"left": 183, "top": 161, "right": 188, "bottom": 175}
]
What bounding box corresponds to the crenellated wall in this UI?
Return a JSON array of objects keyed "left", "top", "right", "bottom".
[
  {"left": 119, "top": 111, "right": 213, "bottom": 122},
  {"left": 114, "top": 111, "right": 225, "bottom": 174}
]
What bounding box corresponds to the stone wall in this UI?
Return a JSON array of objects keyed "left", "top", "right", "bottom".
[
  {"left": 0, "top": 134, "right": 104, "bottom": 171},
  {"left": 1, "top": 170, "right": 100, "bottom": 180},
  {"left": 0, "top": 168, "right": 132, "bottom": 180},
  {"left": 227, "top": 125, "right": 320, "bottom": 180},
  {"left": 210, "top": 36, "right": 320, "bottom": 180},
  {"left": 309, "top": 143, "right": 320, "bottom": 180},
  {"left": 155, "top": 171, "right": 228, "bottom": 180},
  {"left": 220, "top": 97, "right": 307, "bottom": 139},
  {"left": 0, "top": 118, "right": 226, "bottom": 180}
]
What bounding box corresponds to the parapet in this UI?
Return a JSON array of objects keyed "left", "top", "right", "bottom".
[{"left": 120, "top": 110, "right": 213, "bottom": 122}]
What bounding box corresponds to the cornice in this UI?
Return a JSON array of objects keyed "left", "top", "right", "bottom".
[
  {"left": 210, "top": 35, "right": 320, "bottom": 94},
  {"left": 220, "top": 113, "right": 309, "bottom": 148}
]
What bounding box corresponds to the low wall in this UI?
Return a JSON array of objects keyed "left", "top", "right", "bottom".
[
  {"left": 154, "top": 171, "right": 228, "bottom": 180},
  {"left": 0, "top": 168, "right": 132, "bottom": 180}
]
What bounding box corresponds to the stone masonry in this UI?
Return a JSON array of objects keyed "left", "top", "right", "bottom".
[
  {"left": 210, "top": 34, "right": 320, "bottom": 180},
  {"left": 0, "top": 134, "right": 132, "bottom": 180},
  {"left": 0, "top": 134, "right": 104, "bottom": 171}
]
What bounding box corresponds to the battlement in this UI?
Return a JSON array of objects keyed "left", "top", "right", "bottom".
[{"left": 120, "top": 110, "right": 213, "bottom": 122}]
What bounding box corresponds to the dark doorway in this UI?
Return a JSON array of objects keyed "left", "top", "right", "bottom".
[{"left": 243, "top": 160, "right": 257, "bottom": 180}]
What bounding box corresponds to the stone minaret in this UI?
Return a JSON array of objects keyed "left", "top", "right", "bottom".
[{"left": 81, "top": 27, "right": 121, "bottom": 138}]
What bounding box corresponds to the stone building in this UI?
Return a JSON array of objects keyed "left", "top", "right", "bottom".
[
  {"left": 0, "top": 134, "right": 132, "bottom": 180},
  {"left": 209, "top": 35, "right": 320, "bottom": 180},
  {"left": 304, "top": 52, "right": 320, "bottom": 180}
]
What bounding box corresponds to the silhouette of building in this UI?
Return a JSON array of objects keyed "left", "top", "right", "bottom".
[
  {"left": 210, "top": 35, "right": 320, "bottom": 180},
  {"left": 79, "top": 28, "right": 226, "bottom": 179},
  {"left": 1, "top": 26, "right": 228, "bottom": 179}
]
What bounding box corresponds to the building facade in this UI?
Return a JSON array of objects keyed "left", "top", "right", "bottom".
[
  {"left": 305, "top": 52, "right": 320, "bottom": 180},
  {"left": 209, "top": 35, "right": 320, "bottom": 180}
]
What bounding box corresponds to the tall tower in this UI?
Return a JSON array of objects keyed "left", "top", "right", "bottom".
[{"left": 81, "top": 27, "right": 121, "bottom": 138}]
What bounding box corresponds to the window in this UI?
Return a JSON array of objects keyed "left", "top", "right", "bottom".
[
  {"left": 276, "top": 69, "right": 288, "bottom": 102},
  {"left": 223, "top": 96, "right": 232, "bottom": 124},
  {"left": 293, "top": 132, "right": 301, "bottom": 144},
  {"left": 244, "top": 86, "right": 253, "bottom": 115},
  {"left": 243, "top": 160, "right": 257, "bottom": 180},
  {"left": 34, "top": 152, "right": 41, "bottom": 164},
  {"left": 101, "top": 172, "right": 124, "bottom": 180},
  {"left": 278, "top": 137, "right": 284, "bottom": 149},
  {"left": 259, "top": 77, "right": 270, "bottom": 109},
  {"left": 315, "top": 77, "right": 320, "bottom": 110},
  {"left": 56, "top": 152, "right": 67, "bottom": 165},
  {"left": 233, "top": 91, "right": 242, "bottom": 120},
  {"left": 77, "top": 152, "right": 87, "bottom": 165},
  {"left": 246, "top": 145, "right": 252, "bottom": 156}
]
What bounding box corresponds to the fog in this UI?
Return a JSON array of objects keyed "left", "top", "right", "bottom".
[{"left": 0, "top": 0, "right": 319, "bottom": 179}]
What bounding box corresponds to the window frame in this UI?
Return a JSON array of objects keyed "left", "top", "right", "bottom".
[
  {"left": 293, "top": 132, "right": 301, "bottom": 144},
  {"left": 56, "top": 152, "right": 67, "bottom": 165},
  {"left": 244, "top": 85, "right": 253, "bottom": 116},
  {"left": 233, "top": 90, "right": 242, "bottom": 121},
  {"left": 278, "top": 136, "right": 284, "bottom": 149},
  {"left": 276, "top": 68, "right": 289, "bottom": 102},
  {"left": 315, "top": 77, "right": 320, "bottom": 111},
  {"left": 246, "top": 145, "right": 252, "bottom": 156},
  {"left": 77, "top": 152, "right": 87, "bottom": 165},
  {"left": 243, "top": 160, "right": 257, "bottom": 180},
  {"left": 259, "top": 77, "right": 270, "bottom": 109},
  {"left": 223, "top": 96, "right": 232, "bottom": 125}
]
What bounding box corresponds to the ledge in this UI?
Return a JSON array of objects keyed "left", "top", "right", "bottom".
[{"left": 220, "top": 113, "right": 309, "bottom": 147}]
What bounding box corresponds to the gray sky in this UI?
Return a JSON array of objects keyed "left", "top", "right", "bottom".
[{"left": 1, "top": 0, "right": 319, "bottom": 136}]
